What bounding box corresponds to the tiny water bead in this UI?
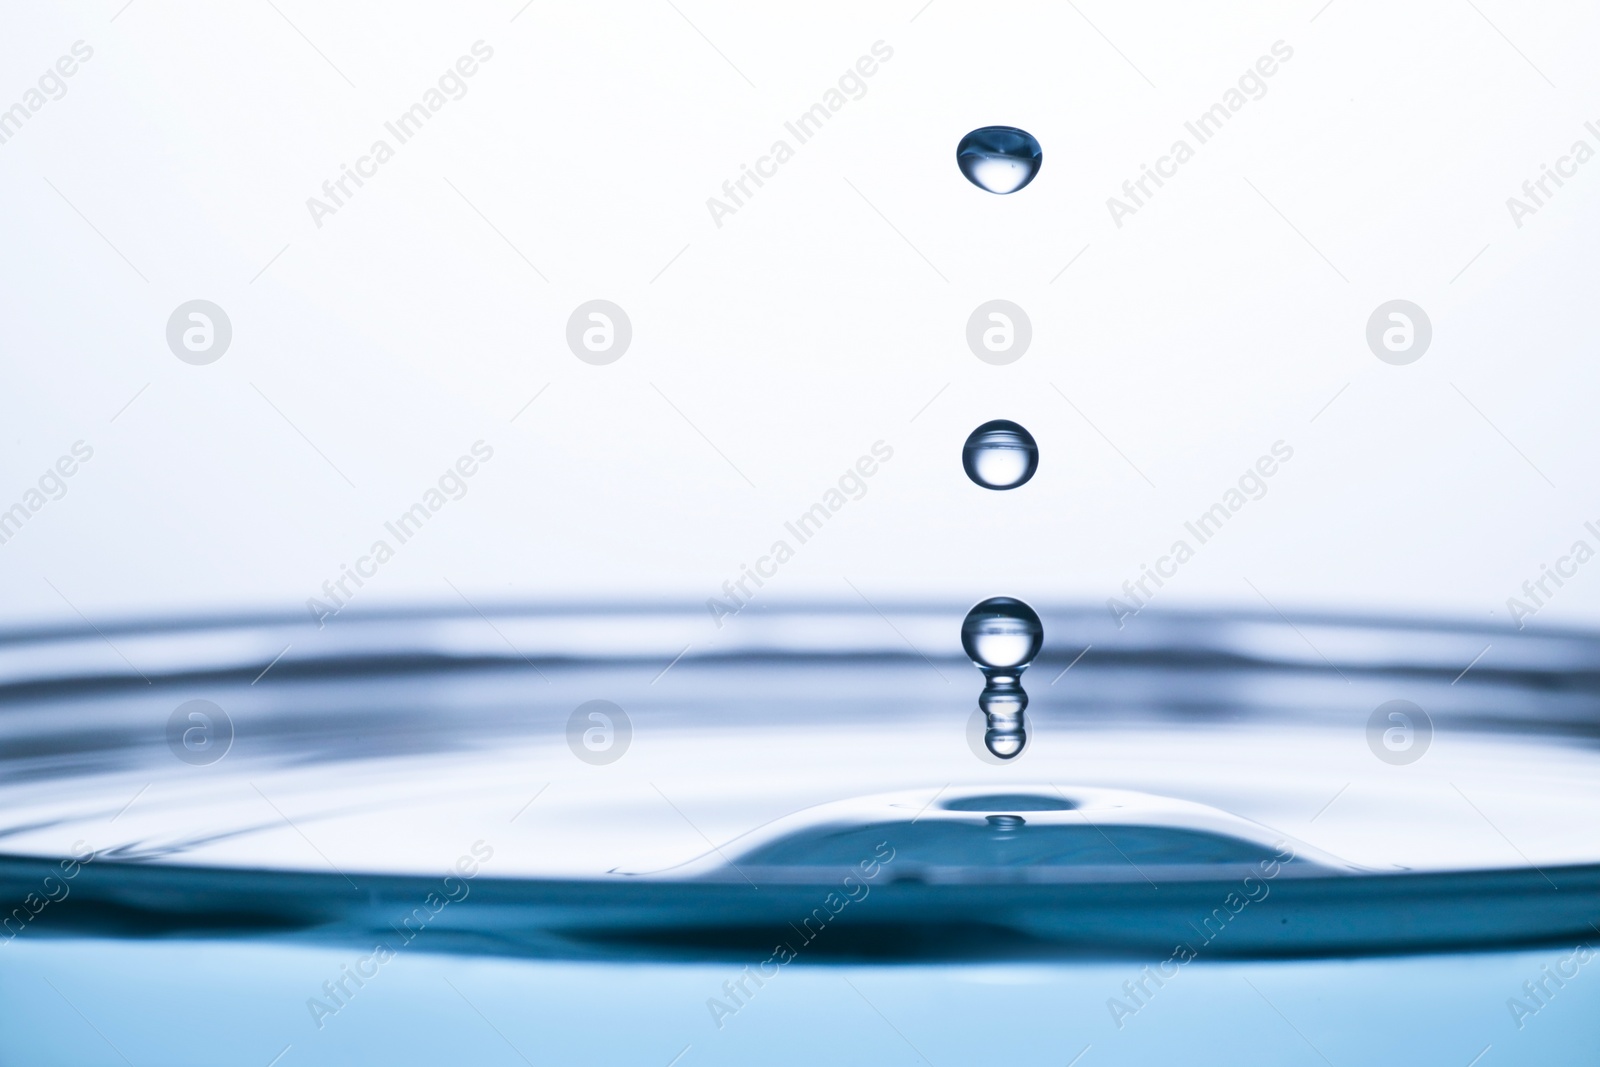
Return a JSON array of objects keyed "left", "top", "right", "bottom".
[
  {"left": 961, "top": 597, "right": 1044, "bottom": 760},
  {"left": 956, "top": 126, "right": 1043, "bottom": 194},
  {"left": 963, "top": 420, "right": 1038, "bottom": 490},
  {"left": 986, "top": 814, "right": 1025, "bottom": 835}
]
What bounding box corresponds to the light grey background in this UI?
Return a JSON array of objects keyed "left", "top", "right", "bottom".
[{"left": 2, "top": 1, "right": 1597, "bottom": 635}]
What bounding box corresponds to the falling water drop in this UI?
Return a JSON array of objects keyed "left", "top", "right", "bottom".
[
  {"left": 963, "top": 420, "right": 1038, "bottom": 490},
  {"left": 961, "top": 597, "right": 1044, "bottom": 760},
  {"left": 956, "top": 126, "right": 1043, "bottom": 194}
]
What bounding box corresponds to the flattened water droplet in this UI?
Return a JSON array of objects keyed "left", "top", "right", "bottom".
[
  {"left": 957, "top": 126, "right": 1042, "bottom": 194},
  {"left": 961, "top": 597, "right": 1044, "bottom": 761},
  {"left": 986, "top": 814, "right": 1026, "bottom": 834},
  {"left": 963, "top": 420, "right": 1038, "bottom": 491}
]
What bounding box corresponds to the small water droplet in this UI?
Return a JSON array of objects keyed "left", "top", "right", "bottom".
[
  {"left": 963, "top": 420, "right": 1038, "bottom": 490},
  {"left": 957, "top": 126, "right": 1042, "bottom": 194},
  {"left": 962, "top": 597, "right": 1044, "bottom": 760},
  {"left": 986, "top": 814, "right": 1026, "bottom": 834}
]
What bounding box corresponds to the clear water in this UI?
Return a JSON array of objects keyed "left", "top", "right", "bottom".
[
  {"left": 956, "top": 126, "right": 1043, "bottom": 194},
  {"left": 962, "top": 419, "right": 1039, "bottom": 490},
  {"left": 2, "top": 606, "right": 1598, "bottom": 1064},
  {"left": 962, "top": 596, "right": 1045, "bottom": 758}
]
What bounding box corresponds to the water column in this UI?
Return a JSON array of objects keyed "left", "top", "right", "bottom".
[{"left": 957, "top": 129, "right": 1047, "bottom": 759}]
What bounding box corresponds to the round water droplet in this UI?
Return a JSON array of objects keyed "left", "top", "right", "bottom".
[
  {"left": 957, "top": 126, "right": 1042, "bottom": 194},
  {"left": 986, "top": 720, "right": 1026, "bottom": 760},
  {"left": 961, "top": 597, "right": 1044, "bottom": 674},
  {"left": 962, "top": 597, "right": 1043, "bottom": 761},
  {"left": 963, "top": 420, "right": 1038, "bottom": 491},
  {"left": 965, "top": 707, "right": 1028, "bottom": 764}
]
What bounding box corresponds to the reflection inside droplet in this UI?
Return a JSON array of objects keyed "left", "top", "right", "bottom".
[
  {"left": 957, "top": 126, "right": 1043, "bottom": 194},
  {"left": 963, "top": 420, "right": 1038, "bottom": 490},
  {"left": 962, "top": 597, "right": 1044, "bottom": 760}
]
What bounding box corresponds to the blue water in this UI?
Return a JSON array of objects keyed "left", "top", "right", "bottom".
[
  {"left": 5, "top": 939, "right": 1595, "bottom": 1065},
  {"left": 0, "top": 606, "right": 1597, "bottom": 1063}
]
